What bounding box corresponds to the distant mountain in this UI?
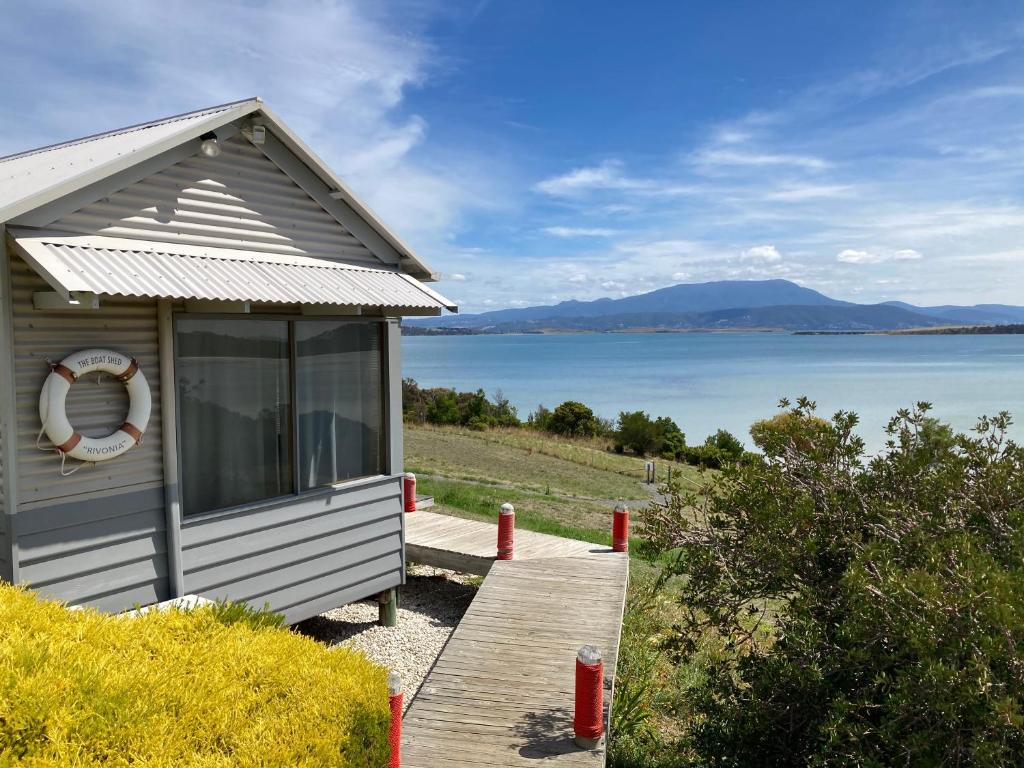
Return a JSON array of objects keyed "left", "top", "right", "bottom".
[
  {"left": 410, "top": 279, "right": 1023, "bottom": 333},
  {"left": 881, "top": 302, "right": 1024, "bottom": 326},
  {"left": 417, "top": 279, "right": 849, "bottom": 329}
]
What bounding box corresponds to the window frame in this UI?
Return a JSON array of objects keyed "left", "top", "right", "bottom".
[{"left": 173, "top": 311, "right": 392, "bottom": 521}]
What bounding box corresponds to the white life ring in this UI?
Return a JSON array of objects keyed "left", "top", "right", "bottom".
[{"left": 38, "top": 348, "right": 152, "bottom": 462}]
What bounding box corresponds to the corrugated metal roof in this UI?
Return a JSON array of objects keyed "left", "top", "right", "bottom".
[
  {"left": 0, "top": 99, "right": 442, "bottom": 283},
  {"left": 0, "top": 100, "right": 260, "bottom": 224},
  {"left": 9, "top": 231, "right": 456, "bottom": 313}
]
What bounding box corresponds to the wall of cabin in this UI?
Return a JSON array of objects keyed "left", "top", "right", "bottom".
[
  {"left": 3, "top": 134, "right": 409, "bottom": 621},
  {"left": 10, "top": 256, "right": 169, "bottom": 609}
]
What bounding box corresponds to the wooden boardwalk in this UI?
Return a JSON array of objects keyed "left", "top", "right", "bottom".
[
  {"left": 402, "top": 511, "right": 629, "bottom": 767},
  {"left": 406, "top": 511, "right": 603, "bottom": 576}
]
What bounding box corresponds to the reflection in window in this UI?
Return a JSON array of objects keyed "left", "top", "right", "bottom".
[
  {"left": 296, "top": 322, "right": 384, "bottom": 490},
  {"left": 177, "top": 319, "right": 292, "bottom": 515},
  {"left": 176, "top": 318, "right": 387, "bottom": 516}
]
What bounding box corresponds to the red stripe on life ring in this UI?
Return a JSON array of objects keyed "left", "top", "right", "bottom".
[
  {"left": 120, "top": 422, "right": 143, "bottom": 445},
  {"left": 53, "top": 364, "right": 77, "bottom": 385},
  {"left": 116, "top": 358, "right": 140, "bottom": 382},
  {"left": 57, "top": 432, "right": 83, "bottom": 453}
]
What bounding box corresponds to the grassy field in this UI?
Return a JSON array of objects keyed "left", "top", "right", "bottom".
[
  {"left": 404, "top": 422, "right": 709, "bottom": 765},
  {"left": 405, "top": 423, "right": 705, "bottom": 542},
  {"left": 406, "top": 423, "right": 704, "bottom": 498}
]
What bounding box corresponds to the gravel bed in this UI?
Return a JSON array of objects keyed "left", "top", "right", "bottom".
[{"left": 295, "top": 565, "right": 479, "bottom": 709}]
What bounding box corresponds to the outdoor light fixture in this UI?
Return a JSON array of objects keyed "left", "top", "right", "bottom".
[{"left": 199, "top": 132, "right": 221, "bottom": 157}]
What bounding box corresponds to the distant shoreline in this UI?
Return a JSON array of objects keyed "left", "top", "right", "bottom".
[
  {"left": 796, "top": 324, "right": 1024, "bottom": 336},
  {"left": 404, "top": 324, "right": 1024, "bottom": 337}
]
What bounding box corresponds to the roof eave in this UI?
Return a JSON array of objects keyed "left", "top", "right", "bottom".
[
  {"left": 0, "top": 99, "right": 262, "bottom": 226},
  {"left": 253, "top": 104, "right": 439, "bottom": 282}
]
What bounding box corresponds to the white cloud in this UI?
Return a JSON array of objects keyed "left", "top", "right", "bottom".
[
  {"left": 764, "top": 184, "right": 855, "bottom": 201},
  {"left": 742, "top": 245, "right": 782, "bottom": 262},
  {"left": 534, "top": 160, "right": 643, "bottom": 195},
  {"left": 534, "top": 160, "right": 694, "bottom": 198},
  {"left": 893, "top": 249, "right": 923, "bottom": 260},
  {"left": 837, "top": 249, "right": 882, "bottom": 264},
  {"left": 837, "top": 248, "right": 923, "bottom": 264},
  {"left": 694, "top": 149, "right": 831, "bottom": 171},
  {"left": 0, "top": 1, "right": 505, "bottom": 256},
  {"left": 543, "top": 226, "right": 618, "bottom": 237},
  {"left": 448, "top": 273, "right": 467, "bottom": 281}
]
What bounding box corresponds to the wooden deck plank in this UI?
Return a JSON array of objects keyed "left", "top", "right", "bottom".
[{"left": 402, "top": 511, "right": 629, "bottom": 767}]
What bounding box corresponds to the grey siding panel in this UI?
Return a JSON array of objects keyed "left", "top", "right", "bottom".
[
  {"left": 17, "top": 489, "right": 168, "bottom": 609},
  {"left": 11, "top": 257, "right": 163, "bottom": 506},
  {"left": 182, "top": 476, "right": 404, "bottom": 623},
  {"left": 47, "top": 137, "right": 381, "bottom": 268},
  {"left": 10, "top": 258, "right": 167, "bottom": 608},
  {"left": 1, "top": 228, "right": 12, "bottom": 579}
]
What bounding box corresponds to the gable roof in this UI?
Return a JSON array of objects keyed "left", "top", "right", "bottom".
[{"left": 0, "top": 98, "right": 438, "bottom": 281}]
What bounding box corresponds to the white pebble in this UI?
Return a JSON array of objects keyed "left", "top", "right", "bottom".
[{"left": 297, "top": 565, "right": 479, "bottom": 709}]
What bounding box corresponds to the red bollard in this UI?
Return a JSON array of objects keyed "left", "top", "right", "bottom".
[
  {"left": 388, "top": 672, "right": 403, "bottom": 767},
  {"left": 403, "top": 472, "right": 416, "bottom": 513},
  {"left": 497, "top": 502, "right": 515, "bottom": 560},
  {"left": 574, "top": 645, "right": 604, "bottom": 749},
  {"left": 612, "top": 504, "right": 629, "bottom": 553}
]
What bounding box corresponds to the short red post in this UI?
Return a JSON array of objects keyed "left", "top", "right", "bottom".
[
  {"left": 403, "top": 472, "right": 416, "bottom": 513},
  {"left": 388, "top": 672, "right": 403, "bottom": 767},
  {"left": 574, "top": 645, "right": 604, "bottom": 749},
  {"left": 612, "top": 504, "right": 629, "bottom": 553},
  {"left": 497, "top": 502, "right": 515, "bottom": 560}
]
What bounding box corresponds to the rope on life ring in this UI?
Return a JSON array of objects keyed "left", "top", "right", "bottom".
[{"left": 38, "top": 349, "right": 152, "bottom": 469}]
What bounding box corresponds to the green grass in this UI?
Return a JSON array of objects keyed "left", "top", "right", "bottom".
[
  {"left": 421, "top": 476, "right": 615, "bottom": 547},
  {"left": 405, "top": 423, "right": 705, "bottom": 501}
]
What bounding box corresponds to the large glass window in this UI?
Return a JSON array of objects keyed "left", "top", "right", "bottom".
[
  {"left": 297, "top": 322, "right": 383, "bottom": 490},
  {"left": 176, "top": 318, "right": 386, "bottom": 516}
]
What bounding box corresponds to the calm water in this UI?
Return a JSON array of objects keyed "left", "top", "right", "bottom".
[{"left": 401, "top": 333, "right": 1024, "bottom": 452}]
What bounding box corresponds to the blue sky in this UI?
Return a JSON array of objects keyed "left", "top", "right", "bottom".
[{"left": 3, "top": 1, "right": 1024, "bottom": 312}]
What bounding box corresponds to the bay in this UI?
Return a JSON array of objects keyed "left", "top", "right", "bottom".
[{"left": 401, "top": 332, "right": 1024, "bottom": 452}]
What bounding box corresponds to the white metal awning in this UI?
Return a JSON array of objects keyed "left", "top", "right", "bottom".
[{"left": 8, "top": 230, "right": 456, "bottom": 314}]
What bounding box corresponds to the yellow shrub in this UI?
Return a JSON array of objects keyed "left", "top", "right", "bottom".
[{"left": 0, "top": 584, "right": 389, "bottom": 767}]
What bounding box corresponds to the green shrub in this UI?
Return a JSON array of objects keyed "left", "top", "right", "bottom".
[
  {"left": 548, "top": 400, "right": 603, "bottom": 438},
  {"left": 679, "top": 444, "right": 725, "bottom": 469},
  {"left": 402, "top": 378, "right": 520, "bottom": 429},
  {"left": 0, "top": 585, "right": 389, "bottom": 766},
  {"left": 644, "top": 398, "right": 1024, "bottom": 766},
  {"left": 527, "top": 403, "right": 553, "bottom": 431},
  {"left": 614, "top": 412, "right": 683, "bottom": 457},
  {"left": 703, "top": 429, "right": 743, "bottom": 461},
  {"left": 207, "top": 598, "right": 285, "bottom": 630}
]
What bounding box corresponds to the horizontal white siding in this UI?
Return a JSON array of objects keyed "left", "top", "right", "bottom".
[
  {"left": 181, "top": 475, "right": 405, "bottom": 623},
  {"left": 11, "top": 257, "right": 163, "bottom": 506},
  {"left": 10, "top": 255, "right": 167, "bottom": 607},
  {"left": 47, "top": 137, "right": 381, "bottom": 267}
]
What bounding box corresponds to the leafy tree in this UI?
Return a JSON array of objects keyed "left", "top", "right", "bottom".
[
  {"left": 644, "top": 397, "right": 1024, "bottom": 766},
  {"left": 704, "top": 428, "right": 744, "bottom": 461},
  {"left": 402, "top": 378, "right": 521, "bottom": 429},
  {"left": 425, "top": 389, "right": 460, "bottom": 425},
  {"left": 678, "top": 443, "right": 725, "bottom": 469},
  {"left": 490, "top": 389, "right": 520, "bottom": 427},
  {"left": 661, "top": 430, "right": 687, "bottom": 461},
  {"left": 616, "top": 410, "right": 661, "bottom": 456},
  {"left": 548, "top": 400, "right": 602, "bottom": 438},
  {"left": 527, "top": 404, "right": 553, "bottom": 431},
  {"left": 616, "top": 412, "right": 684, "bottom": 457}
]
